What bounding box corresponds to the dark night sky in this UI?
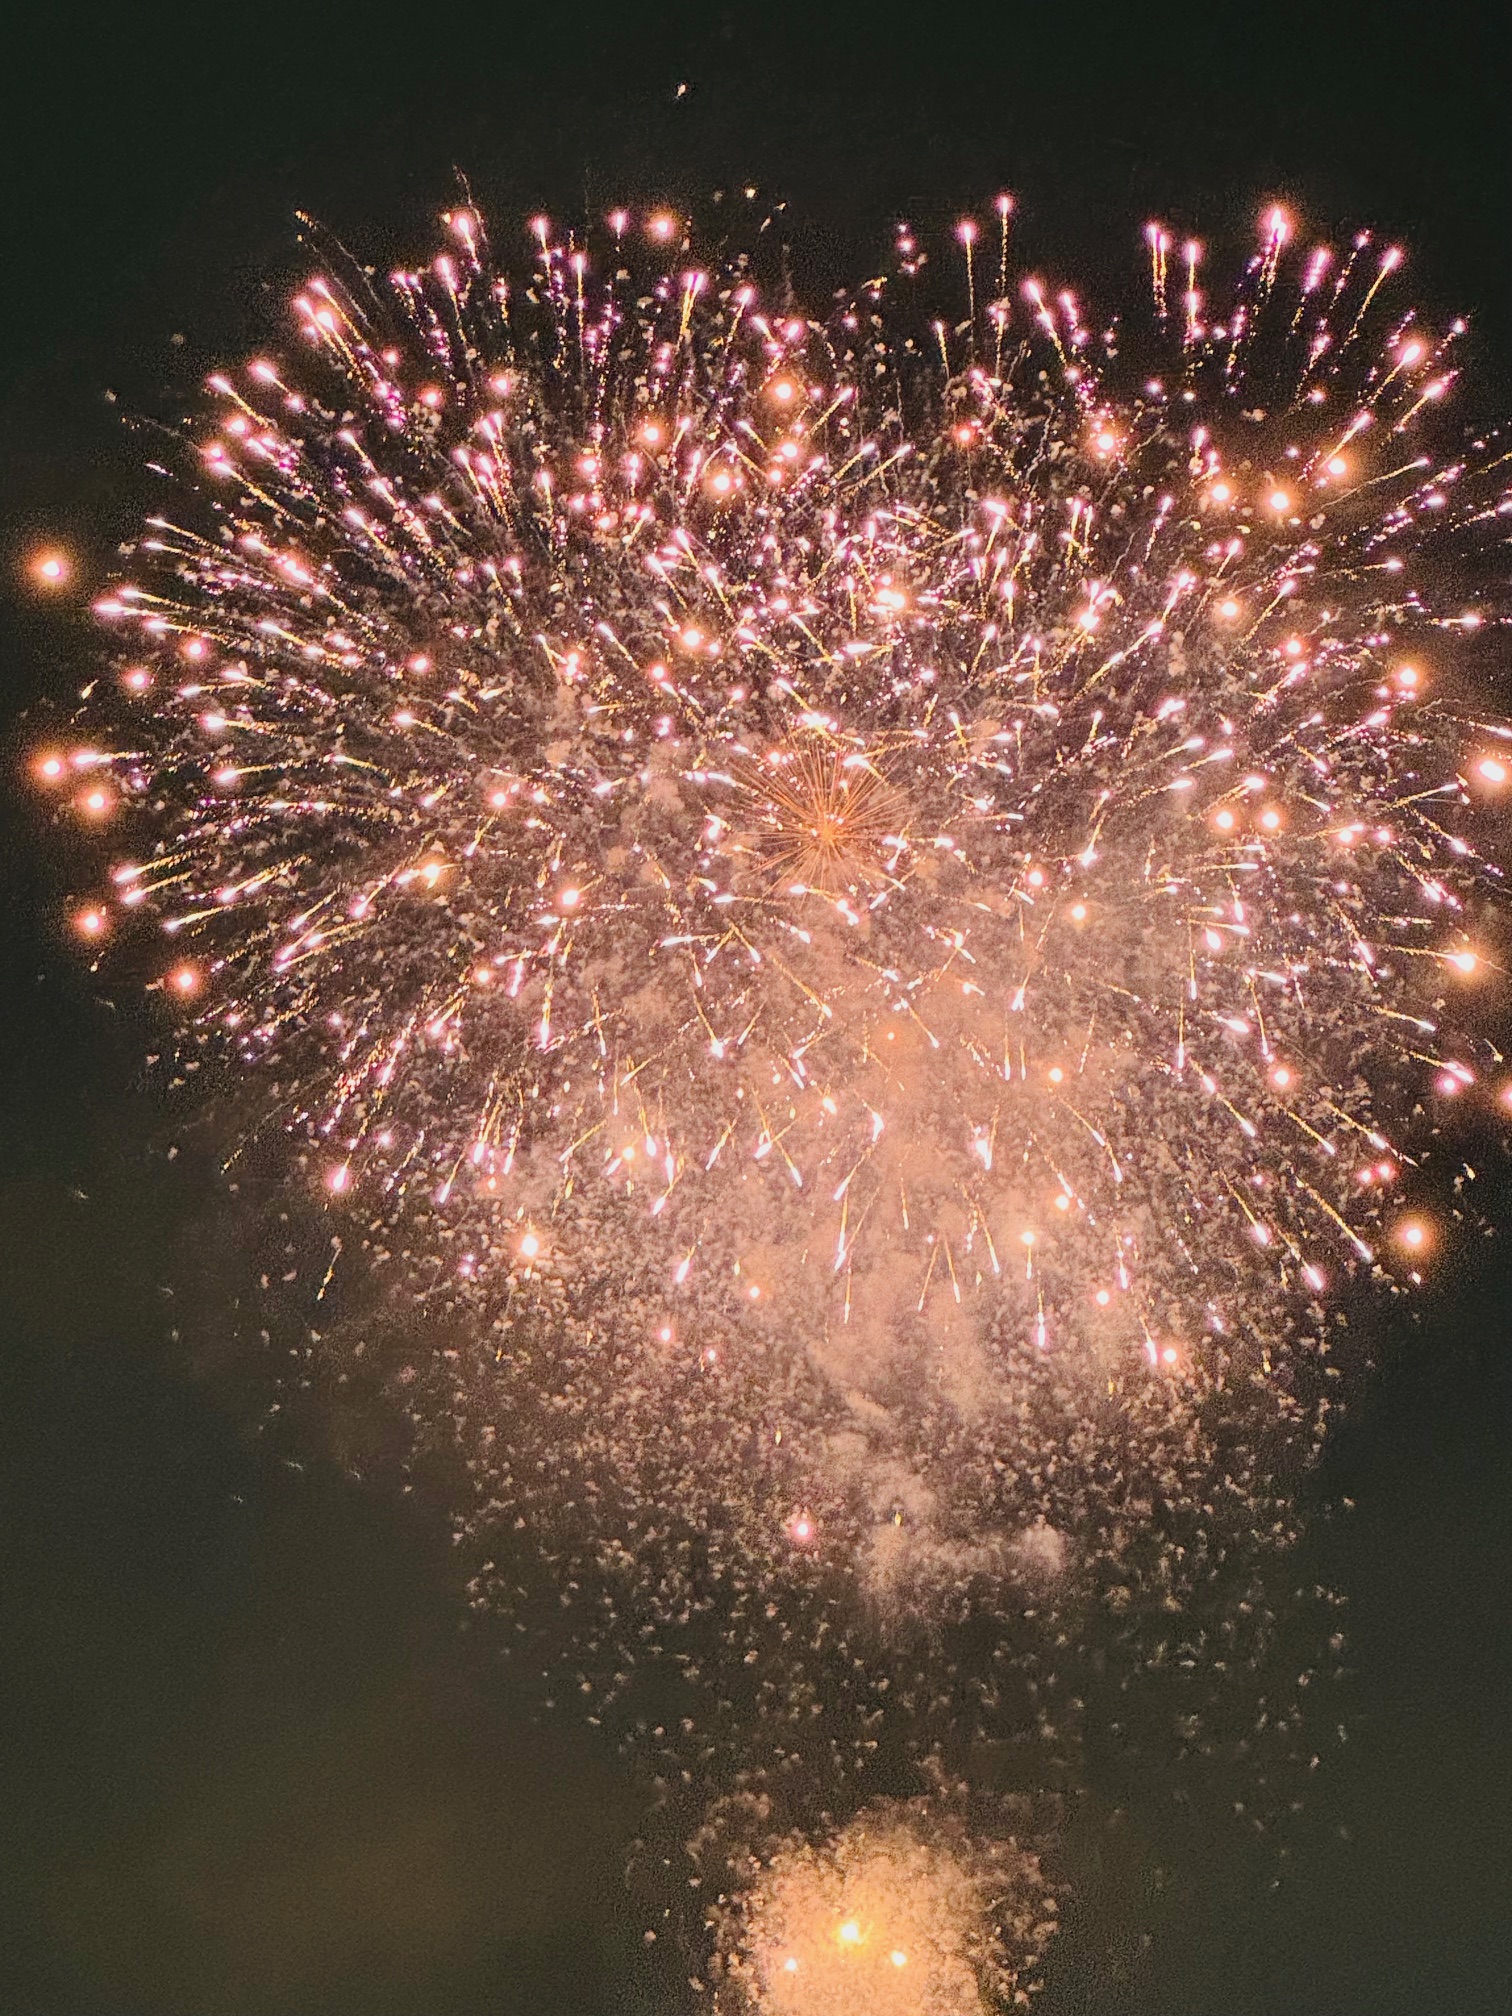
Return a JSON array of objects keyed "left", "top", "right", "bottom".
[{"left": 1, "top": 5, "right": 1508, "bottom": 2011}]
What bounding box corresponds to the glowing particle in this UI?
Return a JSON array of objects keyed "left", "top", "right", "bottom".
[{"left": 29, "top": 549, "right": 70, "bottom": 588}]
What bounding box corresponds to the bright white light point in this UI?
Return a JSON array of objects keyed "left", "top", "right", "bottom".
[
  {"left": 783, "top": 1957, "right": 799, "bottom": 1973},
  {"left": 519, "top": 1231, "right": 541, "bottom": 1260},
  {"left": 788, "top": 1514, "right": 814, "bottom": 1545},
  {"left": 1070, "top": 902, "right": 1087, "bottom": 922},
  {"left": 1448, "top": 950, "right": 1478, "bottom": 974},
  {"left": 1096, "top": 1289, "right": 1111, "bottom": 1306},
  {"left": 890, "top": 1950, "right": 908, "bottom": 1967},
  {"left": 31, "top": 550, "right": 70, "bottom": 586},
  {"left": 1272, "top": 1066, "right": 1293, "bottom": 1088},
  {"left": 837, "top": 1920, "right": 862, "bottom": 1946},
  {"left": 1270, "top": 489, "right": 1291, "bottom": 513},
  {"left": 1048, "top": 1065, "right": 1064, "bottom": 1083},
  {"left": 1398, "top": 1221, "right": 1427, "bottom": 1250},
  {"left": 328, "top": 1164, "right": 349, "bottom": 1193},
  {"left": 1478, "top": 759, "right": 1507, "bottom": 785},
  {"left": 560, "top": 886, "right": 581, "bottom": 909},
  {"left": 1214, "top": 807, "right": 1236, "bottom": 831}
]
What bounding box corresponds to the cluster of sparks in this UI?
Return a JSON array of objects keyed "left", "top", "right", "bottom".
[
  {"left": 38, "top": 201, "right": 1509, "bottom": 1375},
  {"left": 30, "top": 191, "right": 1511, "bottom": 2004},
  {"left": 704, "top": 1797, "right": 1053, "bottom": 2013}
]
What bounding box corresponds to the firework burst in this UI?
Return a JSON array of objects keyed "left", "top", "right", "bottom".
[
  {"left": 53, "top": 200, "right": 1507, "bottom": 1370},
  {"left": 703, "top": 1792, "right": 1055, "bottom": 2013},
  {"left": 34, "top": 188, "right": 1512, "bottom": 2006},
  {"left": 36, "top": 196, "right": 1509, "bottom": 1608},
  {"left": 732, "top": 731, "right": 908, "bottom": 893}
]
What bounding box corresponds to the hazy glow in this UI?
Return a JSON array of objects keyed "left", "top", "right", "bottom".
[{"left": 712, "top": 1803, "right": 1054, "bottom": 2015}]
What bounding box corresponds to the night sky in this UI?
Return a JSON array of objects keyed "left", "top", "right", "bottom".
[{"left": 2, "top": 5, "right": 1508, "bottom": 2011}]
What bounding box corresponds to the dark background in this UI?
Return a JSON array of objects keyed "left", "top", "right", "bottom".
[{"left": 1, "top": 4, "right": 1508, "bottom": 2010}]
